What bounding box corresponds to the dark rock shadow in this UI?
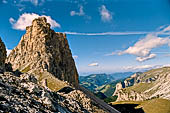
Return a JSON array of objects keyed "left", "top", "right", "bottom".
[
  {"left": 5, "top": 63, "right": 13, "bottom": 72},
  {"left": 57, "top": 87, "right": 74, "bottom": 94},
  {"left": 110, "top": 103, "right": 145, "bottom": 113},
  {"left": 5, "top": 63, "right": 22, "bottom": 77}
]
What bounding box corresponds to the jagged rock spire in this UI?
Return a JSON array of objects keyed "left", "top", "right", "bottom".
[{"left": 7, "top": 17, "right": 79, "bottom": 87}]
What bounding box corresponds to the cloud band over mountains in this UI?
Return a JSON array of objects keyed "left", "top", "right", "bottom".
[{"left": 64, "top": 31, "right": 150, "bottom": 36}]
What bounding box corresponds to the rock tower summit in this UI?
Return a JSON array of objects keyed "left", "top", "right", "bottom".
[{"left": 7, "top": 17, "right": 79, "bottom": 87}]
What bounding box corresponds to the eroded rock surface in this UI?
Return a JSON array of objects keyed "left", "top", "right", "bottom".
[
  {"left": 113, "top": 67, "right": 170, "bottom": 101},
  {"left": 7, "top": 17, "right": 78, "bottom": 87}
]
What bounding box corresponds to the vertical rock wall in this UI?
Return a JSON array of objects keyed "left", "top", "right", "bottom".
[{"left": 7, "top": 17, "right": 79, "bottom": 87}]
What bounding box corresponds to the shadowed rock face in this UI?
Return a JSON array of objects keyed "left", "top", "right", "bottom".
[
  {"left": 0, "top": 37, "right": 6, "bottom": 72},
  {"left": 6, "top": 17, "right": 79, "bottom": 87}
]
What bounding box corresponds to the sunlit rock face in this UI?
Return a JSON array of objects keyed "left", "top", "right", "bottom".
[
  {"left": 7, "top": 17, "right": 79, "bottom": 87},
  {"left": 113, "top": 68, "right": 170, "bottom": 101}
]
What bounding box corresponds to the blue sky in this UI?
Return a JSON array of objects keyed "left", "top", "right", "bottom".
[{"left": 1, "top": 0, "right": 170, "bottom": 75}]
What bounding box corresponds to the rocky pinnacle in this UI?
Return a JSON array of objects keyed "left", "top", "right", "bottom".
[{"left": 7, "top": 17, "right": 79, "bottom": 87}]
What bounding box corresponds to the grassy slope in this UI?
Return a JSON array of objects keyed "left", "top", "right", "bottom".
[
  {"left": 125, "top": 83, "right": 154, "bottom": 94},
  {"left": 33, "top": 71, "right": 68, "bottom": 91},
  {"left": 111, "top": 98, "right": 170, "bottom": 113},
  {"left": 79, "top": 72, "right": 133, "bottom": 96},
  {"left": 96, "top": 80, "right": 121, "bottom": 97}
]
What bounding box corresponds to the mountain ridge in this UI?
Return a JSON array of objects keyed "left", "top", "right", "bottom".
[
  {"left": 113, "top": 67, "right": 170, "bottom": 101},
  {"left": 79, "top": 72, "right": 133, "bottom": 97}
]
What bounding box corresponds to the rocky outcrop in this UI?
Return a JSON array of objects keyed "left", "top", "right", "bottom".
[
  {"left": 114, "top": 89, "right": 148, "bottom": 101},
  {"left": 123, "top": 72, "right": 142, "bottom": 87},
  {"left": 113, "top": 67, "right": 170, "bottom": 101},
  {"left": 144, "top": 71, "right": 170, "bottom": 100},
  {"left": 7, "top": 17, "right": 78, "bottom": 87},
  {"left": 113, "top": 72, "right": 142, "bottom": 96},
  {"left": 0, "top": 37, "right": 6, "bottom": 72},
  {"left": 0, "top": 71, "right": 107, "bottom": 113}
]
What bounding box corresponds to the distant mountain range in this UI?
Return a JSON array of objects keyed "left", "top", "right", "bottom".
[
  {"left": 80, "top": 67, "right": 170, "bottom": 113},
  {"left": 79, "top": 72, "right": 134, "bottom": 97}
]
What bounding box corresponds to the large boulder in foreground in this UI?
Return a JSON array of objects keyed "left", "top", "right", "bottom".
[
  {"left": 0, "top": 37, "right": 6, "bottom": 72},
  {"left": 7, "top": 17, "right": 79, "bottom": 88}
]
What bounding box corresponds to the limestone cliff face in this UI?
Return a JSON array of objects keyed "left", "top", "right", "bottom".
[
  {"left": 0, "top": 37, "right": 6, "bottom": 72},
  {"left": 7, "top": 17, "right": 78, "bottom": 87},
  {"left": 113, "top": 72, "right": 142, "bottom": 96},
  {"left": 115, "top": 89, "right": 148, "bottom": 101},
  {"left": 113, "top": 67, "right": 170, "bottom": 101}
]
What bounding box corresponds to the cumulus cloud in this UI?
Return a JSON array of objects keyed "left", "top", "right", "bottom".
[
  {"left": 119, "top": 26, "right": 170, "bottom": 62},
  {"left": 70, "top": 6, "right": 85, "bottom": 16},
  {"left": 136, "top": 54, "right": 156, "bottom": 62},
  {"left": 9, "top": 13, "right": 60, "bottom": 30},
  {"left": 88, "top": 62, "right": 99, "bottom": 67},
  {"left": 99, "top": 5, "right": 112, "bottom": 22}
]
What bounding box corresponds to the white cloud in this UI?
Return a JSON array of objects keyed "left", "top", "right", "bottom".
[
  {"left": 136, "top": 54, "right": 156, "bottom": 62},
  {"left": 70, "top": 6, "right": 85, "bottom": 16},
  {"left": 9, "top": 18, "right": 16, "bottom": 24},
  {"left": 123, "top": 65, "right": 162, "bottom": 72},
  {"left": 119, "top": 26, "right": 170, "bottom": 62},
  {"left": 9, "top": 13, "right": 60, "bottom": 30},
  {"left": 104, "top": 52, "right": 116, "bottom": 56},
  {"left": 162, "top": 25, "right": 170, "bottom": 32},
  {"left": 88, "top": 62, "right": 99, "bottom": 67},
  {"left": 99, "top": 5, "right": 112, "bottom": 22},
  {"left": 163, "top": 64, "right": 170, "bottom": 67},
  {"left": 124, "top": 65, "right": 153, "bottom": 70},
  {"left": 64, "top": 31, "right": 150, "bottom": 36},
  {"left": 2, "top": 0, "right": 8, "bottom": 4},
  {"left": 123, "top": 64, "right": 170, "bottom": 72},
  {"left": 73, "top": 55, "right": 78, "bottom": 59},
  {"left": 20, "top": 0, "right": 44, "bottom": 6},
  {"left": 6, "top": 49, "right": 12, "bottom": 56},
  {"left": 121, "top": 34, "right": 170, "bottom": 57}
]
